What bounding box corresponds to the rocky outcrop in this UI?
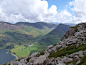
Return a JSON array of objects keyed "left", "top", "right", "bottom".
[
  {"left": 29, "top": 52, "right": 40, "bottom": 58},
  {"left": 6, "top": 23, "right": 86, "bottom": 65},
  {"left": 29, "top": 55, "right": 49, "bottom": 65},
  {"left": 48, "top": 50, "right": 86, "bottom": 65}
]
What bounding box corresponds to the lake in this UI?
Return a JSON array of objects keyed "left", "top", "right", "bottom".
[{"left": 0, "top": 49, "right": 16, "bottom": 65}]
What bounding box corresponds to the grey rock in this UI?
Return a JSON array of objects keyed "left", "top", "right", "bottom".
[
  {"left": 73, "top": 55, "right": 79, "bottom": 59},
  {"left": 56, "top": 57, "right": 62, "bottom": 62},
  {"left": 29, "top": 52, "right": 39, "bottom": 58},
  {"left": 29, "top": 57, "right": 38, "bottom": 63},
  {"left": 62, "top": 57, "right": 73, "bottom": 63},
  {"left": 64, "top": 58, "right": 73, "bottom": 63},
  {"left": 68, "top": 63, "right": 73, "bottom": 65},
  {"left": 76, "top": 60, "right": 80, "bottom": 65},
  {"left": 69, "top": 27, "right": 76, "bottom": 35},
  {"left": 51, "top": 47, "right": 57, "bottom": 52},
  {"left": 26, "top": 63, "right": 33, "bottom": 65},
  {"left": 66, "top": 39, "right": 77, "bottom": 46},
  {"left": 56, "top": 45, "right": 62, "bottom": 50},
  {"left": 47, "top": 49, "right": 54, "bottom": 54},
  {"left": 76, "top": 51, "right": 84, "bottom": 58},
  {"left": 57, "top": 62, "right": 65, "bottom": 65},
  {"left": 7, "top": 61, "right": 23, "bottom": 65},
  {"left": 47, "top": 45, "right": 53, "bottom": 49},
  {"left": 20, "top": 59, "right": 27, "bottom": 64},
  {"left": 76, "top": 44, "right": 79, "bottom": 48},
  {"left": 50, "top": 57, "right": 55, "bottom": 62},
  {"left": 29, "top": 55, "right": 49, "bottom": 65},
  {"left": 83, "top": 50, "right": 86, "bottom": 54},
  {"left": 34, "top": 55, "right": 49, "bottom": 65}
]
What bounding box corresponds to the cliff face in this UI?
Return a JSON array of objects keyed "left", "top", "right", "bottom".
[{"left": 5, "top": 23, "right": 86, "bottom": 65}]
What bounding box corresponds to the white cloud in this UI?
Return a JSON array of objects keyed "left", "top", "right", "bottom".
[
  {"left": 56, "top": 10, "right": 72, "bottom": 23},
  {"left": 0, "top": 0, "right": 73, "bottom": 24},
  {"left": 0, "top": 0, "right": 59, "bottom": 23},
  {"left": 1, "top": 0, "right": 83, "bottom": 24},
  {"left": 69, "top": 0, "right": 86, "bottom": 23},
  {"left": 59, "top": 10, "right": 72, "bottom": 17}
]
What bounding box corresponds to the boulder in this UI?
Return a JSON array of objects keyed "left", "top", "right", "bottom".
[
  {"left": 29, "top": 57, "right": 38, "bottom": 63},
  {"left": 73, "top": 55, "right": 79, "bottom": 59},
  {"left": 68, "top": 63, "right": 73, "bottom": 65},
  {"left": 74, "top": 31, "right": 82, "bottom": 37},
  {"left": 44, "top": 45, "right": 54, "bottom": 54},
  {"left": 47, "top": 49, "right": 54, "bottom": 54},
  {"left": 64, "top": 58, "right": 73, "bottom": 63},
  {"left": 29, "top": 55, "right": 49, "bottom": 65},
  {"left": 76, "top": 60, "right": 80, "bottom": 65},
  {"left": 20, "top": 59, "right": 27, "bottom": 64},
  {"left": 33, "top": 55, "right": 49, "bottom": 65},
  {"left": 44, "top": 52, "right": 50, "bottom": 57},
  {"left": 7, "top": 61, "right": 23, "bottom": 65},
  {"left": 74, "top": 51, "right": 84, "bottom": 58},
  {"left": 78, "top": 51, "right": 84, "bottom": 58},
  {"left": 51, "top": 46, "right": 57, "bottom": 52},
  {"left": 83, "top": 50, "right": 86, "bottom": 54},
  {"left": 56, "top": 57, "right": 62, "bottom": 62},
  {"left": 76, "top": 44, "right": 79, "bottom": 48},
  {"left": 57, "top": 62, "right": 65, "bottom": 65},
  {"left": 68, "top": 27, "right": 76, "bottom": 36},
  {"left": 26, "top": 62, "right": 33, "bottom": 65},
  {"left": 47, "top": 45, "right": 53, "bottom": 49},
  {"left": 50, "top": 57, "right": 56, "bottom": 62},
  {"left": 29, "top": 52, "right": 39, "bottom": 58},
  {"left": 55, "top": 45, "right": 62, "bottom": 50},
  {"left": 66, "top": 39, "right": 77, "bottom": 46}
]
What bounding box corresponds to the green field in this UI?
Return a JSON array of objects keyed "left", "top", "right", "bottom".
[{"left": 10, "top": 43, "right": 41, "bottom": 58}]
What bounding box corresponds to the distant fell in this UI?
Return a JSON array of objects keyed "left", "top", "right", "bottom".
[
  {"left": 15, "top": 22, "right": 57, "bottom": 29},
  {"left": 38, "top": 24, "right": 70, "bottom": 46},
  {"left": 0, "top": 22, "right": 57, "bottom": 49}
]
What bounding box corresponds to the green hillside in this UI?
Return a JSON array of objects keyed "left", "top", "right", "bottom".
[
  {"left": 0, "top": 22, "right": 57, "bottom": 57},
  {"left": 38, "top": 24, "right": 70, "bottom": 48},
  {"left": 0, "top": 22, "right": 56, "bottom": 48}
]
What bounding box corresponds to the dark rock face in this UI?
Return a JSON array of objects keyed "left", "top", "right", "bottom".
[{"left": 6, "top": 23, "right": 86, "bottom": 65}]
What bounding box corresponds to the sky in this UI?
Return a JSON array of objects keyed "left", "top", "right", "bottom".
[{"left": 0, "top": 0, "right": 86, "bottom": 24}]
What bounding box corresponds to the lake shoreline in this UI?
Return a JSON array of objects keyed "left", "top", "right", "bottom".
[
  {"left": 6, "top": 49, "right": 18, "bottom": 59},
  {"left": 0, "top": 49, "right": 17, "bottom": 65},
  {"left": 11, "top": 53, "right": 18, "bottom": 59}
]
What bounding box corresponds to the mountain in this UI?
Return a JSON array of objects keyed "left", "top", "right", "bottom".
[
  {"left": 0, "top": 22, "right": 57, "bottom": 57},
  {"left": 5, "top": 22, "right": 86, "bottom": 65},
  {"left": 38, "top": 24, "right": 70, "bottom": 47},
  {"left": 15, "top": 22, "right": 56, "bottom": 29},
  {"left": 0, "top": 22, "right": 56, "bottom": 48}
]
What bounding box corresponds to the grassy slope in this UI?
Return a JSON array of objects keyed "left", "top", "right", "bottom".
[
  {"left": 38, "top": 24, "right": 70, "bottom": 48},
  {"left": 10, "top": 43, "right": 40, "bottom": 58},
  {"left": 49, "top": 44, "right": 86, "bottom": 58}
]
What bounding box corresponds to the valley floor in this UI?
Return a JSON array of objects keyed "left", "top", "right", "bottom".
[{"left": 8, "top": 43, "right": 41, "bottom": 58}]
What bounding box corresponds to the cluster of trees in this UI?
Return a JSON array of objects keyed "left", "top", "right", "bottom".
[{"left": 5, "top": 44, "right": 14, "bottom": 49}]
